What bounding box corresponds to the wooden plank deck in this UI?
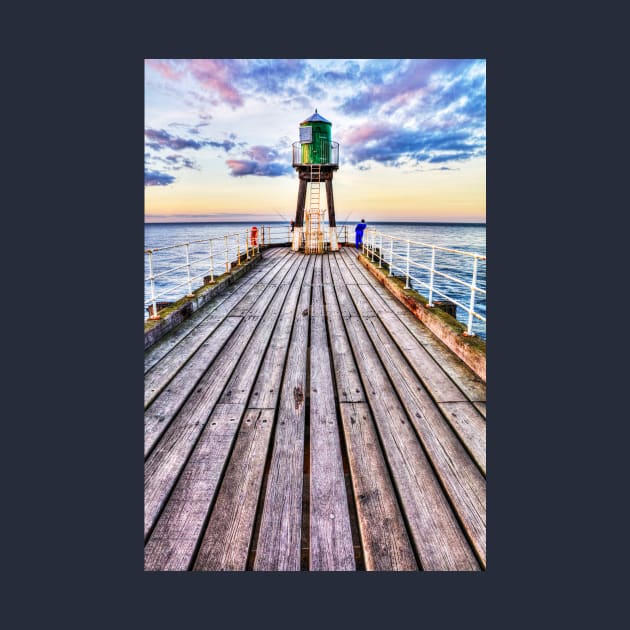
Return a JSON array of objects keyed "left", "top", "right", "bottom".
[{"left": 144, "top": 246, "right": 486, "bottom": 571}]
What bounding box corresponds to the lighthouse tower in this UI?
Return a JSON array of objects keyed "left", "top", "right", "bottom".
[{"left": 291, "top": 110, "right": 340, "bottom": 252}]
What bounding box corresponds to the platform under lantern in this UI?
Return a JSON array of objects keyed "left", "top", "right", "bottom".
[{"left": 291, "top": 110, "right": 340, "bottom": 252}]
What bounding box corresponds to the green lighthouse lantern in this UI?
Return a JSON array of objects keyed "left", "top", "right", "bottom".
[{"left": 299, "top": 109, "right": 332, "bottom": 164}]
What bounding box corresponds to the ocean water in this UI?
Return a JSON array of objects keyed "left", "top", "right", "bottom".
[{"left": 144, "top": 221, "right": 486, "bottom": 339}]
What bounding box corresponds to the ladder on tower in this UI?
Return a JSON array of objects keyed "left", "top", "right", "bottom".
[{"left": 305, "top": 164, "right": 324, "bottom": 254}]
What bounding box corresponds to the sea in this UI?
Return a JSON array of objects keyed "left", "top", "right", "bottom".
[{"left": 144, "top": 221, "right": 486, "bottom": 339}]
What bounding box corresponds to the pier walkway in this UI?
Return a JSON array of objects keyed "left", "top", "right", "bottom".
[{"left": 144, "top": 246, "right": 486, "bottom": 571}]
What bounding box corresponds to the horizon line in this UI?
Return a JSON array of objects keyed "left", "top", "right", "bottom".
[{"left": 145, "top": 219, "right": 487, "bottom": 225}]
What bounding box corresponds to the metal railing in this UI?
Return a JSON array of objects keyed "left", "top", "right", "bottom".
[
  {"left": 145, "top": 224, "right": 356, "bottom": 320},
  {"left": 362, "top": 228, "right": 486, "bottom": 337},
  {"left": 144, "top": 228, "right": 261, "bottom": 320},
  {"left": 255, "top": 224, "right": 352, "bottom": 248},
  {"left": 292, "top": 141, "right": 339, "bottom": 167}
]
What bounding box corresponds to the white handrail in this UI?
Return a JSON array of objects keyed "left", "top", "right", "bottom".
[
  {"left": 145, "top": 224, "right": 357, "bottom": 319},
  {"left": 144, "top": 229, "right": 262, "bottom": 318},
  {"left": 363, "top": 228, "right": 486, "bottom": 337}
]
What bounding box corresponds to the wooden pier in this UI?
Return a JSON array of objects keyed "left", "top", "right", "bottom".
[{"left": 144, "top": 246, "right": 486, "bottom": 571}]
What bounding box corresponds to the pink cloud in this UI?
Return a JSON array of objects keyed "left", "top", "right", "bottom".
[
  {"left": 145, "top": 59, "right": 244, "bottom": 108},
  {"left": 145, "top": 59, "right": 185, "bottom": 81},
  {"left": 187, "top": 59, "right": 243, "bottom": 108},
  {"left": 245, "top": 145, "right": 279, "bottom": 161},
  {"left": 340, "top": 122, "right": 393, "bottom": 144}
]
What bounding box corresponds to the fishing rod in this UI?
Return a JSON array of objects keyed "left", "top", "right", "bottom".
[
  {"left": 339, "top": 209, "right": 354, "bottom": 225},
  {"left": 272, "top": 209, "right": 292, "bottom": 223}
]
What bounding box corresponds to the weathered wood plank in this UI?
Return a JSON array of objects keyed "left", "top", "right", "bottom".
[
  {"left": 144, "top": 313, "right": 241, "bottom": 410},
  {"left": 192, "top": 259, "right": 311, "bottom": 570},
  {"left": 320, "top": 251, "right": 338, "bottom": 308},
  {"left": 328, "top": 253, "right": 356, "bottom": 318},
  {"left": 144, "top": 254, "right": 302, "bottom": 539},
  {"left": 330, "top": 263, "right": 480, "bottom": 570},
  {"left": 348, "top": 285, "right": 468, "bottom": 402},
  {"left": 219, "top": 258, "right": 312, "bottom": 404},
  {"left": 437, "top": 402, "right": 487, "bottom": 474},
  {"left": 309, "top": 288, "right": 355, "bottom": 570},
  {"left": 144, "top": 249, "right": 292, "bottom": 408},
  {"left": 339, "top": 252, "right": 470, "bottom": 404},
  {"left": 342, "top": 270, "right": 486, "bottom": 476},
  {"left": 144, "top": 245, "right": 487, "bottom": 571},
  {"left": 338, "top": 401, "right": 418, "bottom": 570},
  {"left": 341, "top": 315, "right": 480, "bottom": 570},
  {"left": 341, "top": 248, "right": 442, "bottom": 341},
  {"left": 322, "top": 255, "right": 364, "bottom": 404},
  {"left": 147, "top": 254, "right": 308, "bottom": 570},
  {"left": 144, "top": 247, "right": 287, "bottom": 373},
  {"left": 474, "top": 401, "right": 486, "bottom": 418},
  {"left": 144, "top": 319, "right": 259, "bottom": 538},
  {"left": 249, "top": 255, "right": 310, "bottom": 409},
  {"left": 144, "top": 251, "right": 297, "bottom": 454},
  {"left": 358, "top": 315, "right": 487, "bottom": 563},
  {"left": 191, "top": 408, "right": 275, "bottom": 571},
  {"left": 325, "top": 255, "right": 418, "bottom": 569},
  {"left": 253, "top": 256, "right": 315, "bottom": 571},
  {"left": 144, "top": 403, "right": 245, "bottom": 571},
  {"left": 310, "top": 255, "right": 325, "bottom": 316},
  {"left": 341, "top": 248, "right": 486, "bottom": 402},
  {"left": 144, "top": 316, "right": 241, "bottom": 456}
]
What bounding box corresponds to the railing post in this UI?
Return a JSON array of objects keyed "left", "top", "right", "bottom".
[
  {"left": 147, "top": 250, "right": 159, "bottom": 319},
  {"left": 245, "top": 228, "right": 250, "bottom": 260},
  {"left": 389, "top": 237, "right": 394, "bottom": 276},
  {"left": 224, "top": 234, "right": 229, "bottom": 273},
  {"left": 378, "top": 233, "right": 382, "bottom": 268},
  {"left": 209, "top": 240, "right": 214, "bottom": 283},
  {"left": 405, "top": 241, "right": 410, "bottom": 289},
  {"left": 185, "top": 242, "right": 194, "bottom": 296},
  {"left": 428, "top": 246, "right": 436, "bottom": 306},
  {"left": 237, "top": 233, "right": 242, "bottom": 265},
  {"left": 466, "top": 256, "right": 479, "bottom": 336}
]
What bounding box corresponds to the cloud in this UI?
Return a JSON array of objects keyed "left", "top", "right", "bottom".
[
  {"left": 145, "top": 59, "right": 185, "bottom": 81},
  {"left": 187, "top": 59, "right": 244, "bottom": 107},
  {"left": 145, "top": 128, "right": 236, "bottom": 152},
  {"left": 339, "top": 121, "right": 484, "bottom": 167},
  {"left": 320, "top": 60, "right": 361, "bottom": 83},
  {"left": 146, "top": 59, "right": 313, "bottom": 110},
  {"left": 340, "top": 59, "right": 485, "bottom": 122},
  {"left": 188, "top": 123, "right": 210, "bottom": 135},
  {"left": 145, "top": 128, "right": 206, "bottom": 150},
  {"left": 145, "top": 59, "right": 485, "bottom": 172},
  {"left": 241, "top": 59, "right": 308, "bottom": 96},
  {"left": 161, "top": 154, "right": 199, "bottom": 170},
  {"left": 146, "top": 59, "right": 245, "bottom": 108},
  {"left": 245, "top": 145, "right": 281, "bottom": 161},
  {"left": 168, "top": 121, "right": 210, "bottom": 135},
  {"left": 145, "top": 170, "right": 176, "bottom": 186},
  {"left": 226, "top": 159, "right": 293, "bottom": 177},
  {"left": 225, "top": 139, "right": 295, "bottom": 177}
]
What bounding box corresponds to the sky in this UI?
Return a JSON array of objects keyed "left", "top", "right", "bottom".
[{"left": 144, "top": 59, "right": 486, "bottom": 223}]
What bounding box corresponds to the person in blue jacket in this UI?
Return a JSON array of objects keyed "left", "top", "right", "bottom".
[{"left": 355, "top": 219, "right": 367, "bottom": 249}]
